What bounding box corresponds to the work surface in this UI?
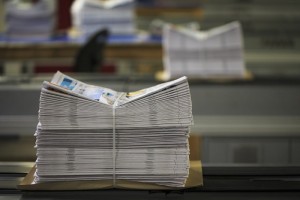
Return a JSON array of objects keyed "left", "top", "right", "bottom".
[
  {"left": 1, "top": 162, "right": 300, "bottom": 200},
  {"left": 0, "top": 34, "right": 162, "bottom": 61},
  {"left": 1, "top": 191, "right": 300, "bottom": 200}
]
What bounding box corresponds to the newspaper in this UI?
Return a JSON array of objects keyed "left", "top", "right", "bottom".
[
  {"left": 5, "top": 0, "right": 55, "bottom": 39},
  {"left": 71, "top": 0, "right": 135, "bottom": 37},
  {"left": 34, "top": 71, "right": 193, "bottom": 188},
  {"left": 50, "top": 71, "right": 187, "bottom": 106},
  {"left": 163, "top": 21, "right": 246, "bottom": 79}
]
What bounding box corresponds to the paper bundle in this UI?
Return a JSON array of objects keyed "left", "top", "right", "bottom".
[
  {"left": 5, "top": 0, "right": 55, "bottom": 40},
  {"left": 34, "top": 71, "right": 193, "bottom": 187},
  {"left": 163, "top": 21, "right": 245, "bottom": 79},
  {"left": 71, "top": 0, "right": 135, "bottom": 36}
]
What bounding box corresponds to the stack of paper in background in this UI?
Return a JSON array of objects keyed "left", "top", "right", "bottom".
[
  {"left": 34, "top": 71, "right": 193, "bottom": 188},
  {"left": 5, "top": 0, "right": 55, "bottom": 40},
  {"left": 162, "top": 21, "right": 245, "bottom": 80},
  {"left": 71, "top": 0, "right": 135, "bottom": 37}
]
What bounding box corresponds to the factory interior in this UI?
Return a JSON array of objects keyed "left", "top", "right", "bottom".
[{"left": 0, "top": 0, "right": 300, "bottom": 199}]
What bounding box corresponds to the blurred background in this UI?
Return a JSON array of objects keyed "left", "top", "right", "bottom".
[{"left": 0, "top": 0, "right": 300, "bottom": 170}]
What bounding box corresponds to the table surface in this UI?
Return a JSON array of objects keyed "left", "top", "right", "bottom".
[
  {"left": 0, "top": 34, "right": 163, "bottom": 62},
  {"left": 1, "top": 191, "right": 300, "bottom": 200},
  {"left": 1, "top": 162, "right": 300, "bottom": 197},
  {"left": 0, "top": 34, "right": 162, "bottom": 45}
]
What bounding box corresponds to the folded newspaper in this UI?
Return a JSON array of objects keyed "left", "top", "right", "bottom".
[
  {"left": 5, "top": 0, "right": 55, "bottom": 39},
  {"left": 161, "top": 21, "right": 246, "bottom": 80},
  {"left": 71, "top": 0, "right": 135, "bottom": 37},
  {"left": 20, "top": 71, "right": 201, "bottom": 190}
]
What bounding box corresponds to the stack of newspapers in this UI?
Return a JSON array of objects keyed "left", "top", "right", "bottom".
[
  {"left": 5, "top": 0, "right": 55, "bottom": 40},
  {"left": 34, "top": 71, "right": 193, "bottom": 187},
  {"left": 163, "top": 21, "right": 245, "bottom": 79},
  {"left": 71, "top": 0, "right": 135, "bottom": 37}
]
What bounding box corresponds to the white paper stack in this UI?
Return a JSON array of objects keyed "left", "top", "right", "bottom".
[
  {"left": 71, "top": 0, "right": 135, "bottom": 36},
  {"left": 34, "top": 71, "right": 193, "bottom": 187},
  {"left": 5, "top": 0, "right": 55, "bottom": 40},
  {"left": 163, "top": 21, "right": 245, "bottom": 79}
]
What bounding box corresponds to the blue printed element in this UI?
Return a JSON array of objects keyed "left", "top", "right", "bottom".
[
  {"left": 105, "top": 92, "right": 113, "bottom": 97},
  {"left": 61, "top": 78, "right": 76, "bottom": 90},
  {"left": 84, "top": 88, "right": 103, "bottom": 101}
]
